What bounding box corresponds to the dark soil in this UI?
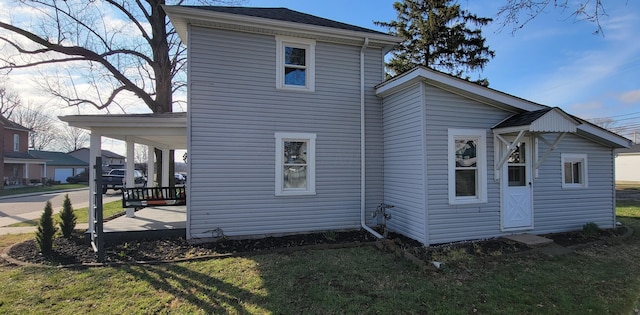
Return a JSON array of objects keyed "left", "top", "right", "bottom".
[
  {"left": 5, "top": 226, "right": 629, "bottom": 266},
  {"left": 543, "top": 227, "right": 627, "bottom": 247},
  {"left": 7, "top": 230, "right": 378, "bottom": 266}
]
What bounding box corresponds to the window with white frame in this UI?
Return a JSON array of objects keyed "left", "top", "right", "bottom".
[
  {"left": 561, "top": 154, "right": 588, "bottom": 188},
  {"left": 13, "top": 134, "right": 19, "bottom": 152},
  {"left": 276, "top": 36, "right": 315, "bottom": 91},
  {"left": 275, "top": 132, "right": 316, "bottom": 196},
  {"left": 448, "top": 129, "right": 487, "bottom": 204}
]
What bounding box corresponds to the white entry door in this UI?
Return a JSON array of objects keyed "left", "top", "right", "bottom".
[{"left": 501, "top": 137, "right": 533, "bottom": 230}]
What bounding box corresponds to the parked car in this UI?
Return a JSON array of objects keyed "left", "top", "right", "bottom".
[
  {"left": 66, "top": 171, "right": 88, "bottom": 184},
  {"left": 175, "top": 173, "right": 186, "bottom": 185},
  {"left": 102, "top": 169, "right": 146, "bottom": 193}
]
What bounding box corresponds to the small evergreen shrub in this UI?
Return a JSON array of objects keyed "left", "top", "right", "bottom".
[
  {"left": 36, "top": 200, "right": 57, "bottom": 254},
  {"left": 59, "top": 194, "right": 77, "bottom": 238},
  {"left": 582, "top": 222, "right": 600, "bottom": 238}
]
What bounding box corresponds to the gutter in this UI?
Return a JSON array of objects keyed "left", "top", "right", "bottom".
[{"left": 360, "top": 38, "right": 383, "bottom": 239}]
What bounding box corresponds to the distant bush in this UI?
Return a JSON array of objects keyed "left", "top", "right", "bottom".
[
  {"left": 36, "top": 201, "right": 57, "bottom": 254},
  {"left": 59, "top": 194, "right": 77, "bottom": 238}
]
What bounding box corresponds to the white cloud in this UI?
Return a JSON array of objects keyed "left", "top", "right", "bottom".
[{"left": 619, "top": 90, "right": 640, "bottom": 104}]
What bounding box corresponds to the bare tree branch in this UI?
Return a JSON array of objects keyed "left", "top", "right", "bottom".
[{"left": 496, "top": 0, "right": 609, "bottom": 35}]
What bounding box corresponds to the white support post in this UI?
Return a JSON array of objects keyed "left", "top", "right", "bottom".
[
  {"left": 147, "top": 145, "right": 155, "bottom": 187},
  {"left": 23, "top": 163, "right": 29, "bottom": 185},
  {"left": 535, "top": 133, "right": 566, "bottom": 169},
  {"left": 89, "top": 132, "right": 102, "bottom": 236},
  {"left": 126, "top": 139, "right": 135, "bottom": 218},
  {"left": 161, "top": 148, "right": 170, "bottom": 187}
]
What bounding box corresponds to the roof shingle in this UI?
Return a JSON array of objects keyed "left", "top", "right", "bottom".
[{"left": 187, "top": 6, "right": 388, "bottom": 35}]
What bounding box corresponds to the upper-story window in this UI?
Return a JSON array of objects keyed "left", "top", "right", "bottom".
[
  {"left": 276, "top": 36, "right": 315, "bottom": 92},
  {"left": 13, "top": 134, "right": 19, "bottom": 152}
]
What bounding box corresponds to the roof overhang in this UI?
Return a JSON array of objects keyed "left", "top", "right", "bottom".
[
  {"left": 59, "top": 113, "right": 187, "bottom": 150},
  {"left": 492, "top": 108, "right": 579, "bottom": 134},
  {"left": 163, "top": 5, "right": 401, "bottom": 53},
  {"left": 376, "top": 67, "right": 631, "bottom": 149}
]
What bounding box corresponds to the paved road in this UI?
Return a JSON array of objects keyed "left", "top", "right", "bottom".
[{"left": 0, "top": 189, "right": 121, "bottom": 227}]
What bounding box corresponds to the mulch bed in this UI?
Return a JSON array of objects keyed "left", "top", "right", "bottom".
[
  {"left": 4, "top": 226, "right": 630, "bottom": 266},
  {"left": 542, "top": 226, "right": 627, "bottom": 247}
]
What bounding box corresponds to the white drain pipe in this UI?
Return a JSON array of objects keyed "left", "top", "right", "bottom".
[{"left": 360, "top": 37, "right": 383, "bottom": 239}]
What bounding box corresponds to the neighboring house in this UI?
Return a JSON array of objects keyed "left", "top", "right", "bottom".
[
  {"left": 0, "top": 115, "right": 46, "bottom": 188},
  {"left": 615, "top": 144, "right": 640, "bottom": 184},
  {"left": 68, "top": 148, "right": 125, "bottom": 170},
  {"left": 62, "top": 6, "right": 630, "bottom": 246},
  {"left": 29, "top": 150, "right": 89, "bottom": 183}
]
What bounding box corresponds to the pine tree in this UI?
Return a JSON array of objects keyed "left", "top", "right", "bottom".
[
  {"left": 59, "top": 194, "right": 77, "bottom": 238},
  {"left": 36, "top": 200, "right": 57, "bottom": 254},
  {"left": 376, "top": 0, "right": 495, "bottom": 85}
]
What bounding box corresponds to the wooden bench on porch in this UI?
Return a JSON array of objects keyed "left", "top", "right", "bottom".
[{"left": 122, "top": 186, "right": 186, "bottom": 209}]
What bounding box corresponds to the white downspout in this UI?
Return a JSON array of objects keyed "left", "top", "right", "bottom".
[{"left": 360, "top": 38, "right": 384, "bottom": 239}]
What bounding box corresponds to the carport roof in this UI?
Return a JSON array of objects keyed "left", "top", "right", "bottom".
[{"left": 58, "top": 112, "right": 187, "bottom": 150}]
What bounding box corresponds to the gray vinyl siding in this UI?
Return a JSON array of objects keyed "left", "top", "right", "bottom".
[
  {"left": 423, "top": 83, "right": 512, "bottom": 245},
  {"left": 187, "top": 26, "right": 384, "bottom": 239},
  {"left": 382, "top": 83, "right": 427, "bottom": 243},
  {"left": 531, "top": 133, "right": 616, "bottom": 232}
]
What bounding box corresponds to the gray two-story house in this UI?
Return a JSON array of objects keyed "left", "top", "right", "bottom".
[{"left": 65, "top": 6, "right": 631, "bottom": 246}]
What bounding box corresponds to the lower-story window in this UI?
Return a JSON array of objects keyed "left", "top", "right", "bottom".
[
  {"left": 561, "top": 153, "right": 588, "bottom": 188},
  {"left": 448, "top": 128, "right": 487, "bottom": 204},
  {"left": 275, "top": 132, "right": 316, "bottom": 196}
]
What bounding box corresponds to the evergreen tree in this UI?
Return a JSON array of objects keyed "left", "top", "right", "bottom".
[
  {"left": 376, "top": 0, "right": 495, "bottom": 85},
  {"left": 36, "top": 201, "right": 57, "bottom": 254},
  {"left": 59, "top": 194, "right": 77, "bottom": 239}
]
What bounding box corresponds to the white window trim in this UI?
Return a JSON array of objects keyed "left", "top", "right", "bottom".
[
  {"left": 275, "top": 132, "right": 316, "bottom": 196},
  {"left": 13, "top": 134, "right": 19, "bottom": 152},
  {"left": 561, "top": 153, "right": 588, "bottom": 189},
  {"left": 448, "top": 128, "right": 488, "bottom": 205},
  {"left": 276, "top": 36, "right": 316, "bottom": 92}
]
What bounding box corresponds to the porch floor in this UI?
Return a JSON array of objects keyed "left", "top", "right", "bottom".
[{"left": 102, "top": 205, "right": 186, "bottom": 241}]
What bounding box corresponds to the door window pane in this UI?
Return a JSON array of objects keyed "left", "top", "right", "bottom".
[{"left": 508, "top": 166, "right": 526, "bottom": 187}]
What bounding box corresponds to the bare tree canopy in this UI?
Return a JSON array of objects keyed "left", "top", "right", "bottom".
[
  {"left": 11, "top": 102, "right": 58, "bottom": 150},
  {"left": 56, "top": 124, "right": 89, "bottom": 153},
  {"left": 0, "top": 79, "right": 21, "bottom": 118},
  {"left": 0, "top": 0, "right": 191, "bottom": 113},
  {"left": 497, "top": 0, "right": 608, "bottom": 35}
]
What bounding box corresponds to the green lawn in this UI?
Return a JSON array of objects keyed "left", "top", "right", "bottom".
[
  {"left": 1, "top": 202, "right": 640, "bottom": 313},
  {"left": 7, "top": 200, "right": 125, "bottom": 227},
  {"left": 0, "top": 184, "right": 87, "bottom": 197}
]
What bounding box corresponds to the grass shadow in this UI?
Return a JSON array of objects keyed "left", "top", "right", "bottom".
[{"left": 120, "top": 261, "right": 266, "bottom": 313}]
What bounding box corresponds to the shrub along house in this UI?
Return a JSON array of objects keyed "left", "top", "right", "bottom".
[{"left": 61, "top": 6, "right": 630, "bottom": 246}]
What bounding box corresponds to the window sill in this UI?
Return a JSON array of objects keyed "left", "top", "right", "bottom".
[
  {"left": 448, "top": 199, "right": 487, "bottom": 206},
  {"left": 275, "top": 189, "right": 316, "bottom": 197},
  {"left": 276, "top": 86, "right": 315, "bottom": 93},
  {"left": 561, "top": 185, "right": 588, "bottom": 189}
]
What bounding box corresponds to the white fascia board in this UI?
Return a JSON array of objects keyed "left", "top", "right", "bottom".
[
  {"left": 58, "top": 114, "right": 187, "bottom": 130},
  {"left": 576, "top": 124, "right": 631, "bottom": 148},
  {"left": 376, "top": 67, "right": 543, "bottom": 112},
  {"left": 163, "top": 5, "right": 401, "bottom": 49}
]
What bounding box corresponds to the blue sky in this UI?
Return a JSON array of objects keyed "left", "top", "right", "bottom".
[{"left": 251, "top": 0, "right": 640, "bottom": 141}]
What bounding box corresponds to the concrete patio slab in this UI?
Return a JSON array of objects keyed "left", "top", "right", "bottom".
[{"left": 503, "top": 233, "right": 554, "bottom": 247}]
